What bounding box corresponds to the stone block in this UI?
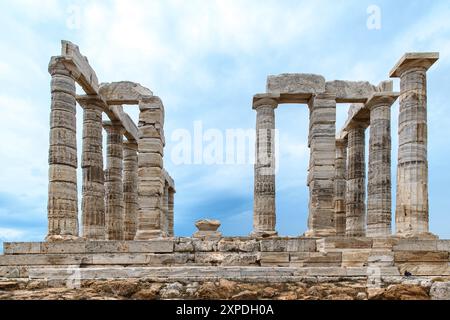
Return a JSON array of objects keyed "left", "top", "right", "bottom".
[
  {"left": 394, "top": 251, "right": 449, "bottom": 262},
  {"left": 397, "top": 263, "right": 450, "bottom": 276},
  {"left": 260, "top": 238, "right": 316, "bottom": 252},
  {"left": 393, "top": 240, "right": 438, "bottom": 251},
  {"left": 266, "top": 73, "right": 326, "bottom": 96},
  {"left": 260, "top": 252, "right": 290, "bottom": 266},
  {"left": 325, "top": 80, "right": 377, "bottom": 103},
  {"left": 3, "top": 242, "right": 41, "bottom": 255}
]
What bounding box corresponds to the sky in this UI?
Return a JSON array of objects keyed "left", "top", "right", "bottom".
[{"left": 0, "top": 0, "right": 449, "bottom": 247}]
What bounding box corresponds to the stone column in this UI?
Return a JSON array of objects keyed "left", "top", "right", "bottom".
[
  {"left": 366, "top": 93, "right": 399, "bottom": 237},
  {"left": 46, "top": 58, "right": 79, "bottom": 241},
  {"left": 78, "top": 96, "right": 106, "bottom": 240},
  {"left": 104, "top": 121, "right": 125, "bottom": 240},
  {"left": 334, "top": 138, "right": 347, "bottom": 237},
  {"left": 168, "top": 189, "right": 175, "bottom": 237},
  {"left": 346, "top": 122, "right": 367, "bottom": 237},
  {"left": 252, "top": 94, "right": 278, "bottom": 237},
  {"left": 161, "top": 183, "right": 170, "bottom": 237},
  {"left": 123, "top": 141, "right": 139, "bottom": 240},
  {"left": 135, "top": 97, "right": 165, "bottom": 240},
  {"left": 390, "top": 53, "right": 439, "bottom": 237},
  {"left": 306, "top": 93, "right": 337, "bottom": 237}
]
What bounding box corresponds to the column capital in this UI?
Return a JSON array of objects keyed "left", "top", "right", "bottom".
[
  {"left": 336, "top": 138, "right": 348, "bottom": 148},
  {"left": 390, "top": 52, "right": 439, "bottom": 78},
  {"left": 77, "top": 94, "right": 106, "bottom": 111},
  {"left": 253, "top": 93, "right": 279, "bottom": 110},
  {"left": 103, "top": 120, "right": 125, "bottom": 132},
  {"left": 365, "top": 92, "right": 400, "bottom": 110},
  {"left": 123, "top": 139, "right": 138, "bottom": 150}
]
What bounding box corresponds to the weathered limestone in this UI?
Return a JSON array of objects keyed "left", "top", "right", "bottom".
[
  {"left": 390, "top": 53, "right": 439, "bottom": 237},
  {"left": 366, "top": 92, "right": 399, "bottom": 237},
  {"left": 104, "top": 121, "right": 125, "bottom": 240},
  {"left": 334, "top": 139, "right": 347, "bottom": 236},
  {"left": 46, "top": 59, "right": 79, "bottom": 241},
  {"left": 123, "top": 141, "right": 139, "bottom": 240},
  {"left": 99, "top": 81, "right": 153, "bottom": 105},
  {"left": 135, "top": 97, "right": 165, "bottom": 240},
  {"left": 306, "top": 93, "right": 337, "bottom": 237},
  {"left": 325, "top": 80, "right": 377, "bottom": 103},
  {"left": 266, "top": 74, "right": 326, "bottom": 104},
  {"left": 252, "top": 95, "right": 278, "bottom": 237},
  {"left": 346, "top": 121, "right": 366, "bottom": 237},
  {"left": 78, "top": 96, "right": 106, "bottom": 240}
]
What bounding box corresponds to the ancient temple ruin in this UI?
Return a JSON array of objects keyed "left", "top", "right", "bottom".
[
  {"left": 47, "top": 41, "right": 175, "bottom": 242},
  {"left": 0, "top": 42, "right": 449, "bottom": 299}
]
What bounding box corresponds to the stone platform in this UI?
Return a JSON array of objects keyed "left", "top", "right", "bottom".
[{"left": 1, "top": 237, "right": 450, "bottom": 280}]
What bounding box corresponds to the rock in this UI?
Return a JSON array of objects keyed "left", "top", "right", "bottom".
[
  {"left": 356, "top": 292, "right": 368, "bottom": 300},
  {"left": 160, "top": 282, "right": 183, "bottom": 299},
  {"left": 195, "top": 282, "right": 221, "bottom": 300},
  {"left": 430, "top": 281, "right": 450, "bottom": 300},
  {"left": 232, "top": 290, "right": 258, "bottom": 300},
  {"left": 277, "top": 292, "right": 297, "bottom": 300},
  {"left": 132, "top": 283, "right": 162, "bottom": 300},
  {"left": 370, "top": 284, "right": 429, "bottom": 300}
]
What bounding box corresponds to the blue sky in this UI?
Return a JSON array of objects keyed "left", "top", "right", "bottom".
[{"left": 0, "top": 0, "right": 449, "bottom": 246}]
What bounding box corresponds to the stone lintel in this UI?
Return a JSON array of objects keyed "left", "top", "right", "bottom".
[
  {"left": 326, "top": 80, "right": 377, "bottom": 103},
  {"left": 340, "top": 103, "right": 369, "bottom": 135},
  {"left": 365, "top": 92, "right": 400, "bottom": 110},
  {"left": 252, "top": 93, "right": 280, "bottom": 108},
  {"left": 99, "top": 81, "right": 154, "bottom": 105},
  {"left": 77, "top": 95, "right": 139, "bottom": 143},
  {"left": 390, "top": 52, "right": 439, "bottom": 78},
  {"left": 266, "top": 73, "right": 326, "bottom": 98},
  {"left": 50, "top": 40, "right": 99, "bottom": 95},
  {"left": 377, "top": 80, "right": 394, "bottom": 92}
]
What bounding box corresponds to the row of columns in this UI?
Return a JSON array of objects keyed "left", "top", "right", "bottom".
[
  {"left": 253, "top": 54, "right": 437, "bottom": 238},
  {"left": 47, "top": 60, "right": 175, "bottom": 241}
]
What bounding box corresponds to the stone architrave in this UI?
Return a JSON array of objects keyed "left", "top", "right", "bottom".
[
  {"left": 78, "top": 96, "right": 106, "bottom": 240},
  {"left": 306, "top": 93, "right": 337, "bottom": 237},
  {"left": 346, "top": 122, "right": 366, "bottom": 237},
  {"left": 46, "top": 59, "right": 79, "bottom": 241},
  {"left": 135, "top": 97, "right": 165, "bottom": 240},
  {"left": 366, "top": 92, "right": 399, "bottom": 237},
  {"left": 334, "top": 138, "right": 347, "bottom": 236},
  {"left": 390, "top": 53, "right": 439, "bottom": 237},
  {"left": 104, "top": 121, "right": 125, "bottom": 240},
  {"left": 123, "top": 141, "right": 139, "bottom": 240},
  {"left": 252, "top": 94, "right": 278, "bottom": 238}
]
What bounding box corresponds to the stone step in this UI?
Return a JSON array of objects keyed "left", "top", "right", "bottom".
[{"left": 25, "top": 266, "right": 401, "bottom": 281}]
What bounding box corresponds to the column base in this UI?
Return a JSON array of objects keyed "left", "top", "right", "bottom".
[
  {"left": 250, "top": 231, "right": 278, "bottom": 238},
  {"left": 45, "top": 235, "right": 82, "bottom": 242}
]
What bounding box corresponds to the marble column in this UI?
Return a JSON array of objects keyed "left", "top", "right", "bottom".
[
  {"left": 252, "top": 94, "right": 278, "bottom": 237},
  {"left": 346, "top": 123, "right": 366, "bottom": 237},
  {"left": 46, "top": 58, "right": 79, "bottom": 240},
  {"left": 79, "top": 96, "right": 106, "bottom": 240},
  {"left": 135, "top": 97, "right": 165, "bottom": 240},
  {"left": 168, "top": 189, "right": 175, "bottom": 237},
  {"left": 123, "top": 141, "right": 139, "bottom": 240},
  {"left": 306, "top": 93, "right": 337, "bottom": 237},
  {"left": 334, "top": 138, "right": 347, "bottom": 237},
  {"left": 104, "top": 121, "right": 125, "bottom": 240},
  {"left": 390, "top": 53, "right": 439, "bottom": 237},
  {"left": 161, "top": 183, "right": 170, "bottom": 237},
  {"left": 366, "top": 93, "right": 399, "bottom": 237}
]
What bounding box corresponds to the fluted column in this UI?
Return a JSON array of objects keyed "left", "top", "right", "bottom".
[
  {"left": 334, "top": 138, "right": 347, "bottom": 236},
  {"left": 252, "top": 94, "right": 278, "bottom": 237},
  {"left": 79, "top": 96, "right": 105, "bottom": 239},
  {"left": 46, "top": 58, "right": 79, "bottom": 240},
  {"left": 390, "top": 53, "right": 439, "bottom": 237},
  {"left": 306, "top": 93, "right": 337, "bottom": 237},
  {"left": 161, "top": 183, "right": 170, "bottom": 237},
  {"left": 346, "top": 123, "right": 366, "bottom": 237},
  {"left": 104, "top": 121, "right": 125, "bottom": 240},
  {"left": 123, "top": 141, "right": 139, "bottom": 240},
  {"left": 366, "top": 93, "right": 399, "bottom": 237},
  {"left": 135, "top": 97, "right": 165, "bottom": 240},
  {"left": 168, "top": 189, "right": 175, "bottom": 237}
]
